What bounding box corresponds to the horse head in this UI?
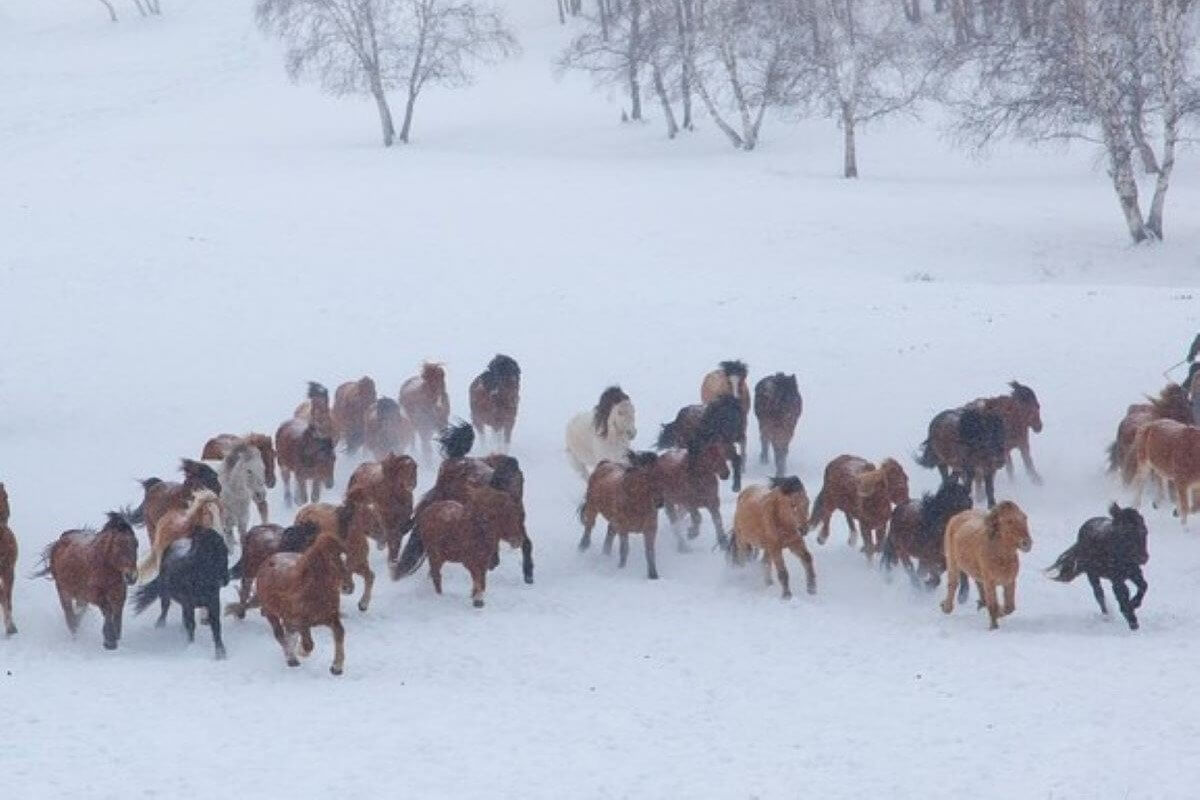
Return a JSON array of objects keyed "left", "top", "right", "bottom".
[
  {"left": 383, "top": 453, "right": 419, "bottom": 492},
  {"left": 1109, "top": 503, "right": 1149, "bottom": 566},
  {"left": 247, "top": 434, "right": 278, "bottom": 489},
  {"left": 1010, "top": 381, "right": 1042, "bottom": 433},
  {"left": 102, "top": 511, "right": 140, "bottom": 585},
  {"left": 609, "top": 399, "right": 637, "bottom": 443},
  {"left": 0, "top": 482, "right": 8, "bottom": 524},
  {"left": 594, "top": 386, "right": 631, "bottom": 438},
  {"left": 986, "top": 501, "right": 1031, "bottom": 553},
  {"left": 769, "top": 476, "right": 809, "bottom": 532},
  {"left": 879, "top": 458, "right": 910, "bottom": 505}
]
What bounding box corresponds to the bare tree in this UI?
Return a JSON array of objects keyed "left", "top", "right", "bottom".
[
  {"left": 99, "top": 0, "right": 119, "bottom": 21},
  {"left": 558, "top": 0, "right": 651, "bottom": 124}
]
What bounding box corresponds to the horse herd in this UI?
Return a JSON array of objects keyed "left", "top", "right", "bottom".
[{"left": 0, "top": 356, "right": 1192, "bottom": 674}]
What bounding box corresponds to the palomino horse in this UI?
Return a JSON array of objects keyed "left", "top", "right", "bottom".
[
  {"left": 565, "top": 385, "right": 638, "bottom": 480},
  {"left": 399, "top": 362, "right": 450, "bottom": 461},
  {"left": 881, "top": 477, "right": 973, "bottom": 589},
  {"left": 654, "top": 441, "right": 730, "bottom": 550},
  {"left": 256, "top": 531, "right": 349, "bottom": 675},
  {"left": 753, "top": 372, "right": 803, "bottom": 477},
  {"left": 701, "top": 360, "right": 750, "bottom": 463},
  {"left": 138, "top": 489, "right": 223, "bottom": 580},
  {"left": 0, "top": 483, "right": 16, "bottom": 635},
  {"left": 969, "top": 381, "right": 1044, "bottom": 484},
  {"left": 1132, "top": 419, "right": 1200, "bottom": 524},
  {"left": 1047, "top": 504, "right": 1149, "bottom": 630},
  {"left": 810, "top": 455, "right": 907, "bottom": 559},
  {"left": 347, "top": 454, "right": 418, "bottom": 563},
  {"left": 217, "top": 442, "right": 268, "bottom": 544},
  {"left": 294, "top": 489, "right": 385, "bottom": 613},
  {"left": 275, "top": 417, "right": 336, "bottom": 507},
  {"left": 201, "top": 433, "right": 277, "bottom": 491},
  {"left": 940, "top": 501, "right": 1032, "bottom": 630},
  {"left": 364, "top": 398, "right": 415, "bottom": 461},
  {"left": 916, "top": 407, "right": 1007, "bottom": 508},
  {"left": 226, "top": 523, "right": 319, "bottom": 619},
  {"left": 132, "top": 528, "right": 230, "bottom": 659},
  {"left": 657, "top": 394, "right": 744, "bottom": 491},
  {"left": 578, "top": 451, "right": 662, "bottom": 580},
  {"left": 1108, "top": 383, "right": 1193, "bottom": 485},
  {"left": 130, "top": 459, "right": 221, "bottom": 546},
  {"left": 33, "top": 512, "right": 139, "bottom": 650},
  {"left": 332, "top": 376, "right": 378, "bottom": 454},
  {"left": 469, "top": 354, "right": 521, "bottom": 451},
  {"left": 293, "top": 382, "right": 336, "bottom": 440},
  {"left": 729, "top": 477, "right": 816, "bottom": 599}
]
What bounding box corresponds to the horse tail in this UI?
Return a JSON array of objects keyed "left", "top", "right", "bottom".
[
  {"left": 1105, "top": 440, "right": 1120, "bottom": 474},
  {"left": 1045, "top": 543, "right": 1082, "bottom": 583},
  {"left": 915, "top": 438, "right": 939, "bottom": 469},
  {"left": 807, "top": 487, "right": 828, "bottom": 531},
  {"left": 656, "top": 421, "right": 678, "bottom": 450},
  {"left": 132, "top": 576, "right": 163, "bottom": 615},
  {"left": 577, "top": 500, "right": 588, "bottom": 525},
  {"left": 391, "top": 528, "right": 426, "bottom": 580},
  {"left": 29, "top": 542, "right": 57, "bottom": 579}
]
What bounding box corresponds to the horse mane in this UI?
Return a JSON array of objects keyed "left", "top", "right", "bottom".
[
  {"left": 421, "top": 362, "right": 446, "bottom": 386},
  {"left": 719, "top": 360, "right": 748, "bottom": 380},
  {"left": 770, "top": 475, "right": 805, "bottom": 495},
  {"left": 1009, "top": 380, "right": 1038, "bottom": 406},
  {"left": 438, "top": 422, "right": 475, "bottom": 459},
  {"left": 308, "top": 381, "right": 329, "bottom": 402},
  {"left": 626, "top": 450, "right": 659, "bottom": 469},
  {"left": 919, "top": 479, "right": 970, "bottom": 536},
  {"left": 593, "top": 386, "right": 630, "bottom": 436},
  {"left": 280, "top": 521, "right": 320, "bottom": 552},
  {"left": 488, "top": 455, "right": 522, "bottom": 489},
  {"left": 296, "top": 532, "right": 346, "bottom": 584},
  {"left": 695, "top": 395, "right": 743, "bottom": 446},
  {"left": 984, "top": 501, "right": 1020, "bottom": 540},
  {"left": 1150, "top": 383, "right": 1193, "bottom": 423},
  {"left": 481, "top": 354, "right": 521, "bottom": 390},
  {"left": 105, "top": 510, "right": 136, "bottom": 534}
]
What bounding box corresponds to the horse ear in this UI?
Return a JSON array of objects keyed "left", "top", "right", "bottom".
[{"left": 1109, "top": 502, "right": 1122, "bottom": 518}]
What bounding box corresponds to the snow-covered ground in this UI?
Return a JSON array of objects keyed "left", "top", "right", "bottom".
[{"left": 3, "top": 2, "right": 1200, "bottom": 797}]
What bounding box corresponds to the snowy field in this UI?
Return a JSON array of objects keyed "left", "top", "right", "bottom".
[{"left": 3, "top": 1, "right": 1200, "bottom": 798}]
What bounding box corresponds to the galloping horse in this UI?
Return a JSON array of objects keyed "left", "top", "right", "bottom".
[
  {"left": 294, "top": 490, "right": 385, "bottom": 613},
  {"left": 810, "top": 455, "right": 905, "bottom": 559},
  {"left": 657, "top": 394, "right": 744, "bottom": 491},
  {"left": 133, "top": 528, "right": 230, "bottom": 659},
  {"left": 654, "top": 441, "right": 729, "bottom": 550},
  {"left": 293, "top": 382, "right": 335, "bottom": 441},
  {"left": 729, "top": 477, "right": 816, "bottom": 599},
  {"left": 347, "top": 454, "right": 418, "bottom": 563},
  {"left": 940, "top": 501, "right": 1032, "bottom": 630},
  {"left": 226, "top": 523, "right": 319, "bottom": 619},
  {"left": 138, "top": 489, "right": 223, "bottom": 580},
  {"left": 1047, "top": 504, "right": 1149, "bottom": 630},
  {"left": 1132, "top": 419, "right": 1200, "bottom": 524},
  {"left": 364, "top": 398, "right": 415, "bottom": 461},
  {"left": 881, "top": 477, "right": 973, "bottom": 589},
  {"left": 201, "top": 433, "right": 277, "bottom": 491},
  {"left": 332, "top": 376, "right": 378, "bottom": 454},
  {"left": 469, "top": 354, "right": 521, "bottom": 451},
  {"left": 565, "top": 386, "right": 637, "bottom": 479},
  {"left": 1108, "top": 383, "right": 1193, "bottom": 485},
  {"left": 399, "top": 362, "right": 450, "bottom": 461},
  {"left": 217, "top": 442, "right": 268, "bottom": 543},
  {"left": 701, "top": 360, "right": 751, "bottom": 463},
  {"left": 969, "top": 381, "right": 1044, "bottom": 484},
  {"left": 275, "top": 417, "right": 336, "bottom": 506},
  {"left": 130, "top": 459, "right": 221, "bottom": 546},
  {"left": 753, "top": 372, "right": 803, "bottom": 477},
  {"left": 0, "top": 483, "right": 16, "bottom": 635},
  {"left": 578, "top": 451, "right": 662, "bottom": 580},
  {"left": 917, "top": 407, "right": 1007, "bottom": 508}
]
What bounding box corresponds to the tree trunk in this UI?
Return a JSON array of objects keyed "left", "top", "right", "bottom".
[
  {"left": 690, "top": 68, "right": 744, "bottom": 148},
  {"left": 98, "top": 0, "right": 118, "bottom": 21},
  {"left": 557, "top": 0, "right": 566, "bottom": 23},
  {"left": 1129, "top": 112, "right": 1161, "bottom": 175},
  {"left": 1104, "top": 133, "right": 1149, "bottom": 243},
  {"left": 675, "top": 0, "right": 695, "bottom": 130},
  {"left": 651, "top": 63, "right": 679, "bottom": 139},
  {"left": 842, "top": 104, "right": 858, "bottom": 178},
  {"left": 399, "top": 90, "right": 418, "bottom": 144},
  {"left": 133, "top": 0, "right": 148, "bottom": 16},
  {"left": 627, "top": 0, "right": 643, "bottom": 121},
  {"left": 371, "top": 80, "right": 397, "bottom": 147},
  {"left": 598, "top": 0, "right": 609, "bottom": 41},
  {"left": 1146, "top": 0, "right": 1182, "bottom": 240}
]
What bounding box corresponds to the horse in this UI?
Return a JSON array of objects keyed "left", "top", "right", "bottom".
[
  {"left": 969, "top": 381, "right": 1044, "bottom": 484},
  {"left": 201, "top": 433, "right": 277, "bottom": 491},
  {"left": 657, "top": 394, "right": 744, "bottom": 491},
  {"left": 940, "top": 501, "right": 1032, "bottom": 630},
  {"left": 578, "top": 451, "right": 662, "bottom": 580},
  {"left": 809, "top": 455, "right": 903, "bottom": 559},
  {"left": 256, "top": 531, "right": 349, "bottom": 675},
  {"left": 0, "top": 483, "right": 16, "bottom": 635},
  {"left": 1107, "top": 383, "right": 1193, "bottom": 484},
  {"left": 332, "top": 376, "right": 377, "bottom": 454},
  {"left": 701, "top": 360, "right": 750, "bottom": 463},
  {"left": 225, "top": 523, "right": 319, "bottom": 619},
  {"left": 399, "top": 362, "right": 450, "bottom": 461},
  {"left": 469, "top": 354, "right": 521, "bottom": 452},
  {"left": 275, "top": 417, "right": 336, "bottom": 507},
  {"left": 653, "top": 441, "right": 729, "bottom": 550},
  {"left": 881, "top": 477, "right": 973, "bottom": 589},
  {"left": 1132, "top": 419, "right": 1200, "bottom": 524},
  {"left": 364, "top": 397, "right": 415, "bottom": 461},
  {"left": 132, "top": 527, "right": 230, "bottom": 659},
  {"left": 130, "top": 459, "right": 222, "bottom": 546},
  {"left": 1047, "top": 504, "right": 1149, "bottom": 630},
  {"left": 753, "top": 373, "right": 803, "bottom": 477},
  {"left": 217, "top": 442, "right": 268, "bottom": 544},
  {"left": 137, "top": 489, "right": 223, "bottom": 581},
  {"left": 565, "top": 386, "right": 637, "bottom": 480},
  {"left": 33, "top": 512, "right": 139, "bottom": 650},
  {"left": 728, "top": 477, "right": 816, "bottom": 599},
  {"left": 347, "top": 454, "right": 418, "bottom": 563},
  {"left": 294, "top": 489, "right": 385, "bottom": 613},
  {"left": 916, "top": 407, "right": 1007, "bottom": 508},
  {"left": 293, "top": 381, "right": 336, "bottom": 440}
]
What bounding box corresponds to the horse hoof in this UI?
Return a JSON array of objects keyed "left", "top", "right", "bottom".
[
  {"left": 472, "top": 599, "right": 485, "bottom": 609},
  {"left": 287, "top": 658, "right": 301, "bottom": 668},
  {"left": 103, "top": 641, "right": 117, "bottom": 651},
  {"left": 330, "top": 665, "right": 343, "bottom": 676},
  {"left": 782, "top": 592, "right": 792, "bottom": 600},
  {"left": 358, "top": 601, "right": 369, "bottom": 613},
  {"left": 648, "top": 572, "right": 659, "bottom": 581},
  {"left": 5, "top": 625, "right": 16, "bottom": 637},
  {"left": 1129, "top": 620, "right": 1139, "bottom": 630},
  {"left": 215, "top": 648, "right": 227, "bottom": 661},
  {"left": 154, "top": 618, "right": 166, "bottom": 629},
  {"left": 523, "top": 575, "right": 534, "bottom": 585},
  {"left": 807, "top": 585, "right": 817, "bottom": 595},
  {"left": 940, "top": 602, "right": 953, "bottom": 614}
]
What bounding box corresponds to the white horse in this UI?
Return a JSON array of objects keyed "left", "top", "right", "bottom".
[
  {"left": 218, "top": 441, "right": 268, "bottom": 545},
  {"left": 565, "top": 386, "right": 638, "bottom": 480}
]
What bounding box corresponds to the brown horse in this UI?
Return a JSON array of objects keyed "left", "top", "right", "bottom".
[
  {"left": 256, "top": 531, "right": 348, "bottom": 675},
  {"left": 275, "top": 417, "right": 336, "bottom": 506},
  {"left": 578, "top": 451, "right": 662, "bottom": 579},
  {"left": 347, "top": 454, "right": 418, "bottom": 563},
  {"left": 399, "top": 362, "right": 450, "bottom": 461},
  {"left": 469, "top": 354, "right": 521, "bottom": 451},
  {"left": 701, "top": 360, "right": 751, "bottom": 463},
  {"left": 293, "top": 381, "right": 336, "bottom": 440},
  {"left": 294, "top": 489, "right": 385, "bottom": 612},
  {"left": 1133, "top": 419, "right": 1200, "bottom": 524},
  {"left": 968, "top": 381, "right": 1044, "bottom": 484},
  {"left": 940, "top": 501, "right": 1032, "bottom": 630},
  {"left": 810, "top": 455, "right": 902, "bottom": 559},
  {"left": 138, "top": 489, "right": 223, "bottom": 580},
  {"left": 130, "top": 459, "right": 222, "bottom": 546},
  {"left": 225, "top": 523, "right": 321, "bottom": 619},
  {"left": 332, "top": 376, "right": 377, "bottom": 454},
  {"left": 1108, "top": 383, "right": 1193, "bottom": 484},
  {"left": 881, "top": 477, "right": 973, "bottom": 589},
  {"left": 201, "top": 433, "right": 278, "bottom": 490},
  {"left": 658, "top": 394, "right": 744, "bottom": 491},
  {"left": 753, "top": 373, "right": 803, "bottom": 477},
  {"left": 0, "top": 483, "right": 16, "bottom": 635},
  {"left": 33, "top": 512, "right": 139, "bottom": 649},
  {"left": 654, "top": 442, "right": 729, "bottom": 550},
  {"left": 364, "top": 398, "right": 415, "bottom": 461},
  {"left": 729, "top": 477, "right": 816, "bottom": 599},
  {"left": 916, "top": 407, "right": 1007, "bottom": 508}
]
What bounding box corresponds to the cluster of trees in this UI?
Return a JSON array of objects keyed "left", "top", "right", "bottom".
[{"left": 558, "top": 0, "right": 1199, "bottom": 242}]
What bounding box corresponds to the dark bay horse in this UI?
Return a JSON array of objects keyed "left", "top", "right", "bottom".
[
  {"left": 332, "top": 376, "right": 378, "bottom": 455},
  {"left": 133, "top": 527, "right": 230, "bottom": 659},
  {"left": 275, "top": 417, "right": 336, "bottom": 506},
  {"left": 658, "top": 394, "right": 744, "bottom": 491},
  {"left": 881, "top": 477, "right": 973, "bottom": 589},
  {"left": 916, "top": 407, "right": 1007, "bottom": 508},
  {"left": 293, "top": 381, "right": 335, "bottom": 441},
  {"left": 701, "top": 360, "right": 751, "bottom": 463},
  {"left": 1047, "top": 504, "right": 1149, "bottom": 630},
  {"left": 130, "top": 459, "right": 221, "bottom": 546},
  {"left": 578, "top": 451, "right": 662, "bottom": 580},
  {"left": 654, "top": 442, "right": 729, "bottom": 550},
  {"left": 969, "top": 381, "right": 1043, "bottom": 484},
  {"left": 364, "top": 398, "right": 414, "bottom": 461},
  {"left": 753, "top": 372, "right": 803, "bottom": 477},
  {"left": 347, "top": 454, "right": 418, "bottom": 563},
  {"left": 399, "top": 362, "right": 450, "bottom": 461},
  {"left": 469, "top": 354, "right": 521, "bottom": 452},
  {"left": 0, "top": 483, "right": 16, "bottom": 635}
]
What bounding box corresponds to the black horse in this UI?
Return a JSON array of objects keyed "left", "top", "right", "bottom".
[
  {"left": 1047, "top": 504, "right": 1149, "bottom": 630},
  {"left": 657, "top": 394, "right": 745, "bottom": 491},
  {"left": 133, "top": 527, "right": 230, "bottom": 658},
  {"left": 881, "top": 476, "right": 973, "bottom": 589}
]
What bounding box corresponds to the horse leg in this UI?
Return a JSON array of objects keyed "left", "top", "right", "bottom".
[
  {"left": 1019, "top": 443, "right": 1042, "bottom": 485},
  {"left": 709, "top": 504, "right": 728, "bottom": 549},
  {"left": 940, "top": 562, "right": 960, "bottom": 614},
  {"left": 0, "top": 565, "right": 14, "bottom": 635},
  {"left": 774, "top": 442, "right": 788, "bottom": 478},
  {"left": 1004, "top": 450, "right": 1015, "bottom": 480},
  {"left": 101, "top": 606, "right": 119, "bottom": 650},
  {"left": 937, "top": 464, "right": 949, "bottom": 482},
  {"left": 356, "top": 561, "right": 375, "bottom": 613},
  {"left": 1130, "top": 568, "right": 1148, "bottom": 610},
  {"left": 207, "top": 596, "right": 226, "bottom": 659},
  {"left": 156, "top": 593, "right": 170, "bottom": 628},
  {"left": 975, "top": 580, "right": 987, "bottom": 610},
  {"left": 1111, "top": 580, "right": 1138, "bottom": 630},
  {"left": 470, "top": 563, "right": 487, "bottom": 608},
  {"left": 772, "top": 548, "right": 792, "bottom": 599},
  {"left": 731, "top": 452, "right": 742, "bottom": 493},
  {"left": 983, "top": 582, "right": 1001, "bottom": 630},
  {"left": 429, "top": 556, "right": 444, "bottom": 594},
  {"left": 254, "top": 494, "right": 270, "bottom": 525},
  {"left": 1001, "top": 580, "right": 1016, "bottom": 616},
  {"left": 983, "top": 472, "right": 997, "bottom": 509},
  {"left": 618, "top": 533, "right": 630, "bottom": 569},
  {"left": 789, "top": 541, "right": 817, "bottom": 594},
  {"left": 578, "top": 504, "right": 597, "bottom": 552},
  {"left": 281, "top": 468, "right": 294, "bottom": 507},
  {"left": 843, "top": 513, "right": 858, "bottom": 548},
  {"left": 644, "top": 525, "right": 659, "bottom": 580},
  {"left": 56, "top": 587, "right": 80, "bottom": 635},
  {"left": 520, "top": 535, "right": 535, "bottom": 585},
  {"left": 266, "top": 615, "right": 298, "bottom": 667},
  {"left": 299, "top": 627, "right": 314, "bottom": 656},
  {"left": 310, "top": 477, "right": 321, "bottom": 504},
  {"left": 603, "top": 525, "right": 616, "bottom": 556},
  {"left": 686, "top": 507, "right": 702, "bottom": 542},
  {"left": 759, "top": 431, "right": 770, "bottom": 465},
  {"left": 182, "top": 602, "right": 197, "bottom": 643},
  {"left": 762, "top": 551, "right": 773, "bottom": 586},
  {"left": 329, "top": 617, "right": 346, "bottom": 675}
]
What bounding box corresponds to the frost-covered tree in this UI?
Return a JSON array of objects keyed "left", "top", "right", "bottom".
[
  {"left": 97, "top": 0, "right": 163, "bottom": 22},
  {"left": 558, "top": 0, "right": 652, "bottom": 124}
]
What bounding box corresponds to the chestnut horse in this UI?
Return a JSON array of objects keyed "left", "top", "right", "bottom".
[
  {"left": 295, "top": 489, "right": 385, "bottom": 612},
  {"left": 657, "top": 394, "right": 744, "bottom": 491},
  {"left": 0, "top": 483, "right": 16, "bottom": 635},
  {"left": 810, "top": 455, "right": 906, "bottom": 559},
  {"left": 1107, "top": 383, "right": 1193, "bottom": 485},
  {"left": 33, "top": 512, "right": 139, "bottom": 649},
  {"left": 275, "top": 417, "right": 336, "bottom": 506},
  {"left": 729, "top": 477, "right": 816, "bottom": 599},
  {"left": 347, "top": 454, "right": 418, "bottom": 563},
  {"left": 916, "top": 407, "right": 1007, "bottom": 508},
  {"left": 578, "top": 451, "right": 662, "bottom": 579},
  {"left": 701, "top": 360, "right": 750, "bottom": 463},
  {"left": 940, "top": 501, "right": 1032, "bottom": 630},
  {"left": 753, "top": 372, "right": 803, "bottom": 477},
  {"left": 201, "top": 433, "right": 277, "bottom": 490},
  {"left": 332, "top": 376, "right": 377, "bottom": 455},
  {"left": 565, "top": 385, "right": 638, "bottom": 480},
  {"left": 138, "top": 489, "right": 223, "bottom": 580},
  {"left": 364, "top": 398, "right": 415, "bottom": 461},
  {"left": 399, "top": 362, "right": 450, "bottom": 461},
  {"left": 130, "top": 459, "right": 221, "bottom": 546},
  {"left": 654, "top": 442, "right": 729, "bottom": 550},
  {"left": 469, "top": 354, "right": 521, "bottom": 452},
  {"left": 256, "top": 531, "right": 349, "bottom": 675},
  {"left": 1132, "top": 419, "right": 1200, "bottom": 524},
  {"left": 881, "top": 477, "right": 973, "bottom": 589},
  {"left": 293, "top": 381, "right": 336, "bottom": 440},
  {"left": 969, "top": 381, "right": 1044, "bottom": 484},
  {"left": 225, "top": 522, "right": 319, "bottom": 619}
]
